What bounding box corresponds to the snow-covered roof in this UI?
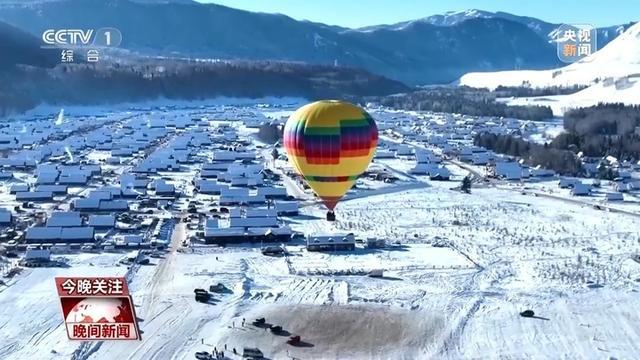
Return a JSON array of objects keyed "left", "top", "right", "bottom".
[
  {"left": 495, "top": 162, "right": 523, "bottom": 179},
  {"left": 219, "top": 195, "right": 266, "bottom": 205},
  {"left": 0, "top": 209, "right": 12, "bottom": 223},
  {"left": 47, "top": 212, "right": 82, "bottom": 227},
  {"left": 256, "top": 187, "right": 287, "bottom": 197},
  {"left": 197, "top": 180, "right": 227, "bottom": 193},
  {"left": 245, "top": 208, "right": 278, "bottom": 218},
  {"left": 202, "top": 163, "right": 230, "bottom": 171},
  {"left": 155, "top": 181, "right": 175, "bottom": 194},
  {"left": 24, "top": 249, "right": 50, "bottom": 260},
  {"left": 99, "top": 200, "right": 129, "bottom": 211},
  {"left": 571, "top": 182, "right": 591, "bottom": 195},
  {"left": 26, "top": 227, "right": 62, "bottom": 241},
  {"left": 228, "top": 216, "right": 278, "bottom": 228},
  {"left": 15, "top": 191, "right": 53, "bottom": 200},
  {"left": 61, "top": 227, "right": 94, "bottom": 240},
  {"left": 74, "top": 198, "right": 101, "bottom": 210},
  {"left": 88, "top": 215, "right": 116, "bottom": 227},
  {"left": 204, "top": 227, "right": 245, "bottom": 238},
  {"left": 605, "top": 192, "right": 624, "bottom": 201},
  {"left": 35, "top": 172, "right": 59, "bottom": 184},
  {"left": 35, "top": 185, "right": 68, "bottom": 194},
  {"left": 0, "top": 171, "right": 13, "bottom": 179},
  {"left": 307, "top": 233, "right": 356, "bottom": 246},
  {"left": 88, "top": 191, "right": 113, "bottom": 201},
  {"left": 122, "top": 234, "right": 143, "bottom": 243},
  {"left": 274, "top": 201, "right": 298, "bottom": 213},
  {"left": 9, "top": 184, "right": 29, "bottom": 193},
  {"left": 58, "top": 174, "right": 88, "bottom": 185}
]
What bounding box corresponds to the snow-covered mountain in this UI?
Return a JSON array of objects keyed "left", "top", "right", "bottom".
[
  {"left": 460, "top": 22, "right": 640, "bottom": 114},
  {"left": 357, "top": 9, "right": 496, "bottom": 31},
  {"left": 0, "top": 1, "right": 622, "bottom": 85},
  {"left": 0, "top": 20, "right": 58, "bottom": 69},
  {"left": 459, "top": 21, "right": 640, "bottom": 89},
  {"left": 505, "top": 76, "right": 640, "bottom": 116},
  {"left": 357, "top": 9, "right": 632, "bottom": 50}
]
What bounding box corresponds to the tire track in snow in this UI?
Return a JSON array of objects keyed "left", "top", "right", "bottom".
[
  {"left": 437, "top": 297, "right": 483, "bottom": 357},
  {"left": 435, "top": 260, "right": 512, "bottom": 357}
]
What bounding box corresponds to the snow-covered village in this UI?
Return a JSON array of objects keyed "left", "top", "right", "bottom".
[
  {"left": 1, "top": 1, "right": 640, "bottom": 359},
  {"left": 0, "top": 96, "right": 638, "bottom": 359}
]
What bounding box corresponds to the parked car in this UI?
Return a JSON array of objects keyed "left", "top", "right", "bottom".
[
  {"left": 520, "top": 310, "right": 535, "bottom": 318},
  {"left": 242, "top": 347, "right": 264, "bottom": 359},
  {"left": 194, "top": 351, "right": 211, "bottom": 360},
  {"left": 270, "top": 325, "right": 283, "bottom": 334},
  {"left": 287, "top": 335, "right": 301, "bottom": 345}
]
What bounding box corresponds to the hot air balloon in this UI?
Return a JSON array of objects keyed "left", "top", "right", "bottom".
[{"left": 283, "top": 100, "right": 378, "bottom": 220}]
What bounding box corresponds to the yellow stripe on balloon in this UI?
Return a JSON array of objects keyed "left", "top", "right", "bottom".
[
  {"left": 290, "top": 148, "right": 375, "bottom": 176},
  {"left": 307, "top": 180, "right": 356, "bottom": 197},
  {"left": 290, "top": 100, "right": 365, "bottom": 128}
]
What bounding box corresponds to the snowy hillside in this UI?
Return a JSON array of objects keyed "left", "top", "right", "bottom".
[
  {"left": 459, "top": 21, "right": 640, "bottom": 89},
  {"left": 357, "top": 9, "right": 496, "bottom": 31},
  {"left": 505, "top": 76, "right": 640, "bottom": 115}
]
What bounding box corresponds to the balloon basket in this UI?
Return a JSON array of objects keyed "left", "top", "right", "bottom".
[{"left": 326, "top": 211, "right": 336, "bottom": 222}]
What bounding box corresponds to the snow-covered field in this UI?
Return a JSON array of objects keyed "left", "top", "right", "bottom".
[
  {"left": 0, "top": 253, "right": 129, "bottom": 359},
  {"left": 45, "top": 184, "right": 640, "bottom": 359},
  {"left": 502, "top": 79, "right": 640, "bottom": 116},
  {"left": 459, "top": 21, "right": 640, "bottom": 114},
  {"left": 1, "top": 102, "right": 640, "bottom": 360},
  {"left": 459, "top": 21, "right": 640, "bottom": 90}
]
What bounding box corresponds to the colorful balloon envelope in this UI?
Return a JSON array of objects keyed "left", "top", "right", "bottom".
[{"left": 283, "top": 100, "right": 378, "bottom": 210}]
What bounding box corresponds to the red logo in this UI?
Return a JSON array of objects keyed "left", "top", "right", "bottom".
[{"left": 55, "top": 277, "right": 141, "bottom": 340}]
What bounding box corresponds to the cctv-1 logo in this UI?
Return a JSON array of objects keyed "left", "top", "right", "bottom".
[
  {"left": 42, "top": 29, "right": 94, "bottom": 46},
  {"left": 42, "top": 28, "right": 122, "bottom": 47}
]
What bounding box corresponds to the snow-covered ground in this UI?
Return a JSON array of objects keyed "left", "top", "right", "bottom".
[
  {"left": 1, "top": 103, "right": 640, "bottom": 360},
  {"left": 0, "top": 253, "right": 129, "bottom": 360},
  {"left": 502, "top": 78, "right": 640, "bottom": 116},
  {"left": 459, "top": 22, "right": 640, "bottom": 90},
  {"left": 41, "top": 183, "right": 640, "bottom": 360}
]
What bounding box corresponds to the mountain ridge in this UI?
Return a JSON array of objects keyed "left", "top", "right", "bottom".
[
  {"left": 356, "top": 8, "right": 633, "bottom": 50},
  {"left": 0, "top": 0, "right": 612, "bottom": 84},
  {"left": 0, "top": 20, "right": 58, "bottom": 69},
  {"left": 458, "top": 22, "right": 640, "bottom": 114},
  {"left": 0, "top": 17, "right": 410, "bottom": 116}
]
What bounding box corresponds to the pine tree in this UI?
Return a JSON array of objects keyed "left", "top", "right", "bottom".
[{"left": 461, "top": 175, "right": 472, "bottom": 194}]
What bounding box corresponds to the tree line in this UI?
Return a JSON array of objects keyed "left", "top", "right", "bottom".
[
  {"left": 559, "top": 103, "right": 640, "bottom": 160},
  {"left": 0, "top": 59, "right": 409, "bottom": 116},
  {"left": 474, "top": 103, "right": 640, "bottom": 175},
  {"left": 474, "top": 132, "right": 584, "bottom": 176},
  {"left": 493, "top": 84, "right": 587, "bottom": 98},
  {"left": 365, "top": 86, "right": 554, "bottom": 121}
]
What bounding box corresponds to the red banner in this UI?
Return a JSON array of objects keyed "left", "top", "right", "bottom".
[
  {"left": 55, "top": 276, "right": 141, "bottom": 340},
  {"left": 55, "top": 276, "right": 130, "bottom": 297}
]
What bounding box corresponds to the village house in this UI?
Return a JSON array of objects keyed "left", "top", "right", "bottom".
[
  {"left": 307, "top": 233, "right": 356, "bottom": 252},
  {"left": 605, "top": 192, "right": 624, "bottom": 202},
  {"left": 570, "top": 182, "right": 591, "bottom": 196},
  {"left": 0, "top": 209, "right": 12, "bottom": 225},
  {"left": 9, "top": 184, "right": 29, "bottom": 194},
  {"left": 25, "top": 226, "right": 95, "bottom": 244},
  {"left": 273, "top": 201, "right": 299, "bottom": 215},
  {"left": 493, "top": 162, "right": 524, "bottom": 181},
  {"left": 88, "top": 215, "right": 116, "bottom": 229},
  {"left": 47, "top": 212, "right": 83, "bottom": 227},
  {"left": 410, "top": 163, "right": 452, "bottom": 180},
  {"left": 15, "top": 191, "right": 54, "bottom": 201}
]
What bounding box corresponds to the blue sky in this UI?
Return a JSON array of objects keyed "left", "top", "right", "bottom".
[{"left": 197, "top": 0, "right": 637, "bottom": 28}]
